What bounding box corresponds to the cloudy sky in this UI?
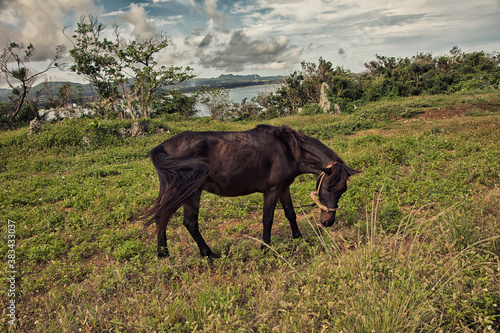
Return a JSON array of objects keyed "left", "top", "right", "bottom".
[{"left": 1, "top": 0, "right": 499, "bottom": 83}]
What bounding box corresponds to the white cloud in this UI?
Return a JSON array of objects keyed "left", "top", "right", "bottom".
[
  {"left": 113, "top": 3, "right": 160, "bottom": 39},
  {"left": 204, "top": 0, "right": 223, "bottom": 21},
  {"left": 196, "top": 29, "right": 302, "bottom": 72},
  {"left": 152, "top": 0, "right": 195, "bottom": 6},
  {"left": 228, "top": 0, "right": 500, "bottom": 72},
  {"left": 0, "top": 0, "right": 101, "bottom": 61},
  {"left": 158, "top": 15, "right": 184, "bottom": 25},
  {"left": 2, "top": 0, "right": 499, "bottom": 79}
]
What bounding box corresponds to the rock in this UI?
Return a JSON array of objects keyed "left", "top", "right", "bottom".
[
  {"left": 118, "top": 128, "right": 131, "bottom": 137},
  {"left": 130, "top": 121, "right": 147, "bottom": 137},
  {"left": 28, "top": 118, "right": 41, "bottom": 135},
  {"left": 118, "top": 122, "right": 169, "bottom": 138},
  {"left": 118, "top": 121, "right": 148, "bottom": 138},
  {"left": 333, "top": 103, "right": 342, "bottom": 115},
  {"left": 319, "top": 82, "right": 331, "bottom": 113},
  {"left": 154, "top": 127, "right": 170, "bottom": 135}
]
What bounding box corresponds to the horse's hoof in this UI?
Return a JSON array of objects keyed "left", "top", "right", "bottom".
[
  {"left": 260, "top": 244, "right": 270, "bottom": 252},
  {"left": 207, "top": 253, "right": 220, "bottom": 261},
  {"left": 157, "top": 251, "right": 169, "bottom": 259}
]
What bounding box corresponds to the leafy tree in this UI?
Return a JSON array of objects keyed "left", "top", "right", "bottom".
[
  {"left": 0, "top": 100, "right": 12, "bottom": 129},
  {"left": 255, "top": 90, "right": 281, "bottom": 117},
  {"left": 58, "top": 83, "right": 74, "bottom": 109},
  {"left": 300, "top": 57, "right": 336, "bottom": 103},
  {"left": 236, "top": 97, "right": 262, "bottom": 120},
  {"left": 67, "top": 15, "right": 195, "bottom": 119},
  {"left": 151, "top": 90, "right": 198, "bottom": 117},
  {"left": 274, "top": 71, "right": 306, "bottom": 115},
  {"left": 45, "top": 83, "right": 80, "bottom": 119},
  {"left": 116, "top": 35, "right": 195, "bottom": 118},
  {"left": 0, "top": 41, "right": 65, "bottom": 121},
  {"left": 449, "top": 48, "right": 500, "bottom": 89},
  {"left": 198, "top": 88, "right": 237, "bottom": 120},
  {"left": 66, "top": 15, "right": 124, "bottom": 118}
]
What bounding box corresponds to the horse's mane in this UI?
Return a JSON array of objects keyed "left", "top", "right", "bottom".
[
  {"left": 255, "top": 125, "right": 361, "bottom": 186},
  {"left": 255, "top": 125, "right": 304, "bottom": 159},
  {"left": 326, "top": 162, "right": 361, "bottom": 191},
  {"left": 256, "top": 124, "right": 340, "bottom": 161}
]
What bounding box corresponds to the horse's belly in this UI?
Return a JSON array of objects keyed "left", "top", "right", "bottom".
[{"left": 202, "top": 178, "right": 263, "bottom": 197}]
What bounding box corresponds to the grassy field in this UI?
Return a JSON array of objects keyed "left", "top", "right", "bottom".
[{"left": 1, "top": 92, "right": 500, "bottom": 332}]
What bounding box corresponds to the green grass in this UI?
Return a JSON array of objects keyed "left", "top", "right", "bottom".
[{"left": 1, "top": 91, "right": 500, "bottom": 332}]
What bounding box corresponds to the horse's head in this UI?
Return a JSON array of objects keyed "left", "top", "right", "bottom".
[{"left": 311, "top": 162, "right": 361, "bottom": 227}]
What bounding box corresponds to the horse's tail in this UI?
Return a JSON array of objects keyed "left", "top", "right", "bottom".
[{"left": 141, "top": 145, "right": 211, "bottom": 236}]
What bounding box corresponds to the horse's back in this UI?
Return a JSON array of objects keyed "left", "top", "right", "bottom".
[
  {"left": 156, "top": 126, "right": 300, "bottom": 196},
  {"left": 160, "top": 127, "right": 279, "bottom": 159}
]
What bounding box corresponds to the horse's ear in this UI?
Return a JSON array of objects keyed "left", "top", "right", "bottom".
[
  {"left": 346, "top": 165, "right": 362, "bottom": 178},
  {"left": 321, "top": 166, "right": 333, "bottom": 175},
  {"left": 322, "top": 162, "right": 340, "bottom": 175}
]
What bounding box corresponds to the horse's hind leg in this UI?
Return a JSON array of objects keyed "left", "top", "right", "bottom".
[
  {"left": 183, "top": 190, "right": 219, "bottom": 259},
  {"left": 156, "top": 223, "right": 168, "bottom": 258},
  {"left": 156, "top": 181, "right": 169, "bottom": 258},
  {"left": 280, "top": 186, "right": 302, "bottom": 239}
]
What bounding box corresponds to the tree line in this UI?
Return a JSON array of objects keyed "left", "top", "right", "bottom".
[
  {"left": 1, "top": 13, "right": 499, "bottom": 128},
  {"left": 259, "top": 47, "right": 500, "bottom": 117}
]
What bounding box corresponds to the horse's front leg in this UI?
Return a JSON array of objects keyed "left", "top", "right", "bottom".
[
  {"left": 183, "top": 190, "right": 219, "bottom": 259},
  {"left": 280, "top": 186, "right": 302, "bottom": 239},
  {"left": 262, "top": 187, "right": 281, "bottom": 247}
]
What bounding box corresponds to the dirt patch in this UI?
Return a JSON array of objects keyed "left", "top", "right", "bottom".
[
  {"left": 417, "top": 99, "right": 500, "bottom": 120},
  {"left": 417, "top": 105, "right": 474, "bottom": 120}
]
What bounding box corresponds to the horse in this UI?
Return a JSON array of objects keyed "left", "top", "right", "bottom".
[{"left": 141, "top": 125, "right": 361, "bottom": 259}]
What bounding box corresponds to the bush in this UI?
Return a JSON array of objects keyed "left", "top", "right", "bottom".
[
  {"left": 151, "top": 90, "right": 198, "bottom": 118},
  {"left": 268, "top": 49, "right": 500, "bottom": 114},
  {"left": 300, "top": 103, "right": 322, "bottom": 115}
]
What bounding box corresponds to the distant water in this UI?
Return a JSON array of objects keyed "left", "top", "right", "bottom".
[
  {"left": 197, "top": 84, "right": 278, "bottom": 116},
  {"left": 227, "top": 84, "right": 278, "bottom": 103}
]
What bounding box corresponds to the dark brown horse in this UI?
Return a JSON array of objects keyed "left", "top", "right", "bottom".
[{"left": 142, "top": 125, "right": 360, "bottom": 259}]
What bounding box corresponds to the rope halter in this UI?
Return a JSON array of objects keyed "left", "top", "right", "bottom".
[{"left": 309, "top": 162, "right": 339, "bottom": 213}]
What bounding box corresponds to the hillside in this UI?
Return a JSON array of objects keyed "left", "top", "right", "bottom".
[{"left": 1, "top": 91, "right": 499, "bottom": 332}]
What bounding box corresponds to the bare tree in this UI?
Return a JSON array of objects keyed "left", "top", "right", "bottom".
[{"left": 0, "top": 41, "right": 65, "bottom": 120}]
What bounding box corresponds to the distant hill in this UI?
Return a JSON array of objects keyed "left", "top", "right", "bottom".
[
  {"left": 0, "top": 81, "right": 98, "bottom": 103},
  {"left": 0, "top": 88, "right": 11, "bottom": 100},
  {"left": 0, "top": 74, "right": 284, "bottom": 103}
]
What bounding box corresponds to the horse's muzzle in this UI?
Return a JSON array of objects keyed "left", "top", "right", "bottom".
[{"left": 321, "top": 210, "right": 336, "bottom": 227}]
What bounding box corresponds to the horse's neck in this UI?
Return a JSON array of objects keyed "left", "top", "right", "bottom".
[
  {"left": 300, "top": 154, "right": 331, "bottom": 175},
  {"left": 299, "top": 138, "right": 338, "bottom": 175}
]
